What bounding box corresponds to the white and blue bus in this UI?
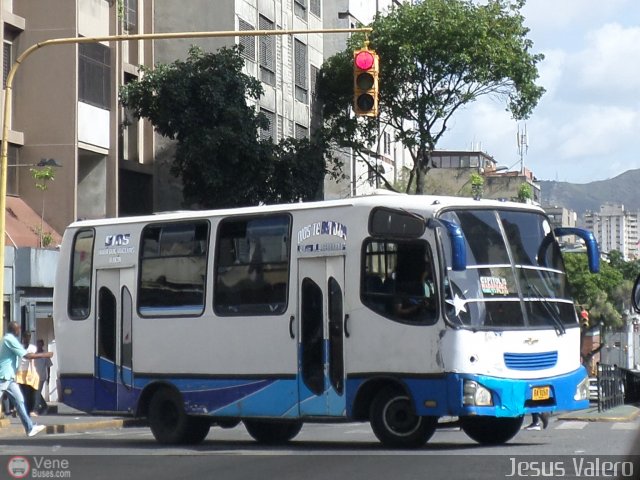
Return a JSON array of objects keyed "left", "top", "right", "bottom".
[{"left": 53, "top": 194, "right": 598, "bottom": 447}]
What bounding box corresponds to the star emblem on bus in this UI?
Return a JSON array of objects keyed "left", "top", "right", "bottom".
[{"left": 445, "top": 293, "right": 468, "bottom": 317}]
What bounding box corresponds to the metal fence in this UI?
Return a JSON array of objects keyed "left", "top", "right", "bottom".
[{"left": 596, "top": 363, "right": 625, "bottom": 412}]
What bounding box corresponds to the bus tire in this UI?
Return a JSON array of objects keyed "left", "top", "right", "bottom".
[
  {"left": 148, "top": 388, "right": 190, "bottom": 444},
  {"left": 369, "top": 387, "right": 436, "bottom": 448},
  {"left": 243, "top": 419, "right": 303, "bottom": 444},
  {"left": 184, "top": 417, "right": 211, "bottom": 444},
  {"left": 460, "top": 415, "right": 523, "bottom": 445}
]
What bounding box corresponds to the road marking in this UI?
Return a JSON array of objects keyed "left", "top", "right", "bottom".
[
  {"left": 611, "top": 422, "right": 639, "bottom": 430},
  {"left": 555, "top": 421, "right": 588, "bottom": 430}
]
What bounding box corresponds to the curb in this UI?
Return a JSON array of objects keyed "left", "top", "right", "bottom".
[
  {"left": 557, "top": 405, "right": 640, "bottom": 423},
  {"left": 0, "top": 418, "right": 146, "bottom": 438}
]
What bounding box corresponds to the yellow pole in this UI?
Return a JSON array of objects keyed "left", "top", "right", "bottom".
[{"left": 0, "top": 27, "right": 372, "bottom": 336}]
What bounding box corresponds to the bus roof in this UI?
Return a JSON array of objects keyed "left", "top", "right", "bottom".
[{"left": 67, "top": 192, "right": 543, "bottom": 229}]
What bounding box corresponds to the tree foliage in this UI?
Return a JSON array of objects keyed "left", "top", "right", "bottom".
[
  {"left": 120, "top": 45, "right": 331, "bottom": 208},
  {"left": 318, "top": 0, "right": 545, "bottom": 194},
  {"left": 563, "top": 252, "right": 626, "bottom": 330}
]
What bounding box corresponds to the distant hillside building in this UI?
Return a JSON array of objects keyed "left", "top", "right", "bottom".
[
  {"left": 427, "top": 150, "right": 541, "bottom": 204},
  {"left": 584, "top": 203, "right": 640, "bottom": 260}
]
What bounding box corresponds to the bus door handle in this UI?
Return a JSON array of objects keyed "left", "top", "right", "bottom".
[
  {"left": 344, "top": 314, "right": 350, "bottom": 338},
  {"left": 289, "top": 315, "right": 295, "bottom": 339}
]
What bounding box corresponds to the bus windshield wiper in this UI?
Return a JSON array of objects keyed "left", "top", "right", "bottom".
[{"left": 527, "top": 282, "right": 566, "bottom": 335}]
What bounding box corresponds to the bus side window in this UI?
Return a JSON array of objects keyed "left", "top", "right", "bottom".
[
  {"left": 214, "top": 215, "right": 290, "bottom": 316},
  {"left": 361, "top": 239, "right": 437, "bottom": 324},
  {"left": 69, "top": 229, "right": 94, "bottom": 320}
]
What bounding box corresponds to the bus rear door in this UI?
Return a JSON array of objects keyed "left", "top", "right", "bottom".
[
  {"left": 94, "top": 268, "right": 135, "bottom": 412},
  {"left": 297, "top": 256, "right": 346, "bottom": 417}
]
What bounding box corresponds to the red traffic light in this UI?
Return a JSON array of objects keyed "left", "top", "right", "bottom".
[
  {"left": 354, "top": 50, "right": 375, "bottom": 70},
  {"left": 353, "top": 48, "right": 379, "bottom": 117}
]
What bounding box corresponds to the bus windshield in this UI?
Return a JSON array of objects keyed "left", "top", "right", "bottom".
[{"left": 439, "top": 208, "right": 576, "bottom": 330}]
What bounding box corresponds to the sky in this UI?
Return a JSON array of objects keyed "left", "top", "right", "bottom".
[{"left": 438, "top": 0, "right": 640, "bottom": 184}]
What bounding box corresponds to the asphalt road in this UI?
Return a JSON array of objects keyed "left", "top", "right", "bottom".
[{"left": 0, "top": 417, "right": 638, "bottom": 480}]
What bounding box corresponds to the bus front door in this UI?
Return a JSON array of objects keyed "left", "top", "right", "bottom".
[
  {"left": 94, "top": 269, "right": 135, "bottom": 412},
  {"left": 297, "top": 256, "right": 346, "bottom": 417}
]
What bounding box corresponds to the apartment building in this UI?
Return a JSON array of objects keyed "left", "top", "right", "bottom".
[
  {"left": 584, "top": 203, "right": 640, "bottom": 260},
  {"left": 152, "top": 0, "right": 324, "bottom": 210}
]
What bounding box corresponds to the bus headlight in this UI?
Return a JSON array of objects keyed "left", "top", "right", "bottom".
[
  {"left": 463, "top": 380, "right": 493, "bottom": 406},
  {"left": 574, "top": 376, "right": 589, "bottom": 401}
]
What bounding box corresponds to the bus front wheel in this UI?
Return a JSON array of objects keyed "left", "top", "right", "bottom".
[
  {"left": 148, "top": 388, "right": 192, "bottom": 444},
  {"left": 243, "top": 419, "right": 303, "bottom": 444},
  {"left": 369, "top": 387, "right": 437, "bottom": 448},
  {"left": 460, "top": 415, "right": 523, "bottom": 445}
]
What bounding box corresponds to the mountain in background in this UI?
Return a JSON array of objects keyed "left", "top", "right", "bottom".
[{"left": 540, "top": 169, "right": 640, "bottom": 216}]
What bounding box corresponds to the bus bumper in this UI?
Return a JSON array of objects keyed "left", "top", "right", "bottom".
[{"left": 405, "top": 366, "right": 589, "bottom": 418}]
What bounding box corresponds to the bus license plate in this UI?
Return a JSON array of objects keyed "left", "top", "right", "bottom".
[{"left": 532, "top": 386, "right": 550, "bottom": 401}]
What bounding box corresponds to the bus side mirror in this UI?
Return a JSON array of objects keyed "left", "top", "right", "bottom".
[
  {"left": 427, "top": 218, "right": 466, "bottom": 271},
  {"left": 554, "top": 227, "right": 600, "bottom": 273}
]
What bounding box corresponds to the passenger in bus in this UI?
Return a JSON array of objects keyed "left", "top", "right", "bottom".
[
  {"left": 394, "top": 263, "right": 436, "bottom": 319},
  {"left": 0, "top": 322, "right": 52, "bottom": 437}
]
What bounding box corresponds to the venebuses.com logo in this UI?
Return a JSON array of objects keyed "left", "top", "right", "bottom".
[
  {"left": 7, "top": 456, "right": 30, "bottom": 479},
  {"left": 7, "top": 456, "right": 71, "bottom": 478}
]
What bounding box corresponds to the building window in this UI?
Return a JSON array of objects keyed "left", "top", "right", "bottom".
[
  {"left": 3, "top": 40, "right": 12, "bottom": 89},
  {"left": 295, "top": 123, "right": 308, "bottom": 140},
  {"left": 214, "top": 215, "right": 290, "bottom": 316},
  {"left": 138, "top": 222, "right": 209, "bottom": 316},
  {"left": 260, "top": 108, "right": 276, "bottom": 141},
  {"left": 310, "top": 0, "right": 321, "bottom": 18},
  {"left": 259, "top": 15, "right": 276, "bottom": 86},
  {"left": 79, "top": 42, "right": 111, "bottom": 110},
  {"left": 121, "top": 73, "right": 139, "bottom": 161},
  {"left": 123, "top": 0, "right": 138, "bottom": 33},
  {"left": 310, "top": 64, "right": 319, "bottom": 104},
  {"left": 238, "top": 19, "right": 255, "bottom": 62},
  {"left": 383, "top": 132, "right": 391, "bottom": 155},
  {"left": 294, "top": 0, "right": 308, "bottom": 21},
  {"left": 294, "top": 39, "right": 308, "bottom": 104}
]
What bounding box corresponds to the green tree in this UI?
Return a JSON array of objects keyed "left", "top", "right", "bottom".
[
  {"left": 563, "top": 252, "right": 627, "bottom": 364},
  {"left": 120, "top": 45, "right": 331, "bottom": 208},
  {"left": 470, "top": 172, "right": 484, "bottom": 200},
  {"left": 516, "top": 182, "right": 532, "bottom": 203},
  {"left": 30, "top": 166, "right": 55, "bottom": 247},
  {"left": 318, "top": 0, "right": 544, "bottom": 194},
  {"left": 563, "top": 252, "right": 624, "bottom": 329}
]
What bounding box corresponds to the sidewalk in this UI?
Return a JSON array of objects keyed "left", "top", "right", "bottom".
[
  {"left": 0, "top": 403, "right": 145, "bottom": 438},
  {"left": 0, "top": 403, "right": 637, "bottom": 438},
  {"left": 557, "top": 403, "right": 640, "bottom": 422}
]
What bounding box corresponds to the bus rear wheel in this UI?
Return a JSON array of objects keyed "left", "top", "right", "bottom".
[
  {"left": 243, "top": 419, "right": 303, "bottom": 444},
  {"left": 460, "top": 415, "right": 523, "bottom": 445},
  {"left": 369, "top": 387, "right": 437, "bottom": 448},
  {"left": 148, "top": 388, "right": 192, "bottom": 444},
  {"left": 184, "top": 417, "right": 211, "bottom": 444}
]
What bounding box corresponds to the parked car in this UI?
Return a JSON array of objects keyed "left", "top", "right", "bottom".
[{"left": 588, "top": 377, "right": 599, "bottom": 402}]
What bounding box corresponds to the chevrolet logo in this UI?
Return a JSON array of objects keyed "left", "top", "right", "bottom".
[{"left": 524, "top": 337, "right": 539, "bottom": 345}]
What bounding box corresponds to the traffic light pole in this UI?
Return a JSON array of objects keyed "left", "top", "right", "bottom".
[{"left": 0, "top": 26, "right": 372, "bottom": 336}]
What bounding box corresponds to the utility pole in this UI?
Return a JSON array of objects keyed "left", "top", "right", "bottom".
[{"left": 0, "top": 26, "right": 372, "bottom": 336}]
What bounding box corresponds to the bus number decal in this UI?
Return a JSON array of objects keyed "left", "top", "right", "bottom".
[
  {"left": 98, "top": 234, "right": 135, "bottom": 256},
  {"left": 297, "top": 221, "right": 347, "bottom": 254}
]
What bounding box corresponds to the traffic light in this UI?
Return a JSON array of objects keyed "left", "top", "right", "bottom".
[
  {"left": 353, "top": 47, "right": 379, "bottom": 117},
  {"left": 580, "top": 308, "right": 589, "bottom": 330}
]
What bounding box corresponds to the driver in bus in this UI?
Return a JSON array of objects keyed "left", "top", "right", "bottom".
[{"left": 394, "top": 262, "right": 435, "bottom": 319}]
